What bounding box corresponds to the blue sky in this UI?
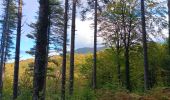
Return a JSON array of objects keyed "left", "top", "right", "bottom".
[
  {"left": 20, "top": 0, "right": 38, "bottom": 59},
  {"left": 0, "top": 0, "right": 102, "bottom": 60}
]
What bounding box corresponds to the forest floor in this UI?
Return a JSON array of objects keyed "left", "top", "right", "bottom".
[{"left": 97, "top": 88, "right": 170, "bottom": 100}]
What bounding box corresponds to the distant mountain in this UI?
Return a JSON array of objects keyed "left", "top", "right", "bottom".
[{"left": 75, "top": 47, "right": 106, "bottom": 54}]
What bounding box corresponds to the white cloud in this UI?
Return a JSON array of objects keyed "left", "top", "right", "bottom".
[
  {"left": 70, "top": 17, "right": 103, "bottom": 49},
  {"left": 75, "top": 18, "right": 93, "bottom": 48}
]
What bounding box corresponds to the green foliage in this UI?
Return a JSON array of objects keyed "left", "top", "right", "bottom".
[
  {"left": 80, "top": 42, "right": 170, "bottom": 93},
  {"left": 3, "top": 42, "right": 170, "bottom": 99}
]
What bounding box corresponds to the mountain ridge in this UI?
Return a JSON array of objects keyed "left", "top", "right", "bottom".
[{"left": 75, "top": 46, "right": 106, "bottom": 54}]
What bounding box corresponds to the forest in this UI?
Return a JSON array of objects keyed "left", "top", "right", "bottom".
[{"left": 0, "top": 0, "right": 170, "bottom": 100}]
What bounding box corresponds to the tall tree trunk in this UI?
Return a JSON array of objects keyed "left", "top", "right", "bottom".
[
  {"left": 69, "top": 0, "right": 76, "bottom": 96},
  {"left": 125, "top": 45, "right": 131, "bottom": 91},
  {"left": 61, "top": 0, "right": 68, "bottom": 99},
  {"left": 116, "top": 44, "right": 121, "bottom": 84},
  {"left": 115, "top": 29, "right": 121, "bottom": 85},
  {"left": 33, "top": 0, "right": 49, "bottom": 99},
  {"left": 2, "top": 39, "right": 7, "bottom": 83},
  {"left": 141, "top": 0, "right": 149, "bottom": 90},
  {"left": 92, "top": 0, "right": 97, "bottom": 89},
  {"left": 168, "top": 2, "right": 170, "bottom": 86},
  {"left": 168, "top": 0, "right": 170, "bottom": 54},
  {"left": 0, "top": 0, "right": 10, "bottom": 97},
  {"left": 42, "top": 14, "right": 50, "bottom": 99},
  {"left": 13, "top": 0, "right": 22, "bottom": 99},
  {"left": 121, "top": 0, "right": 131, "bottom": 91}
]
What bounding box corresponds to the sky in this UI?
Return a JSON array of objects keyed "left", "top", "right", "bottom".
[
  {"left": 0, "top": 0, "right": 103, "bottom": 60},
  {"left": 1, "top": 0, "right": 167, "bottom": 61}
]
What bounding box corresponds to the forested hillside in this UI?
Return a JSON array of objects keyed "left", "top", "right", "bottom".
[{"left": 3, "top": 43, "right": 170, "bottom": 99}]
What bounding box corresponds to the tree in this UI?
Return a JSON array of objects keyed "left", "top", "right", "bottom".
[
  {"left": 98, "top": 0, "right": 167, "bottom": 91},
  {"left": 92, "top": 0, "right": 97, "bottom": 89},
  {"left": 69, "top": 0, "right": 76, "bottom": 95},
  {"left": 98, "top": 0, "right": 140, "bottom": 91},
  {"left": 27, "top": 0, "right": 64, "bottom": 55},
  {"left": 33, "top": 0, "right": 49, "bottom": 99},
  {"left": 168, "top": 0, "right": 170, "bottom": 54},
  {"left": 13, "top": 0, "right": 22, "bottom": 99},
  {"left": 0, "top": 0, "right": 10, "bottom": 96},
  {"left": 0, "top": 0, "right": 17, "bottom": 97},
  {"left": 141, "top": 0, "right": 149, "bottom": 90},
  {"left": 26, "top": 1, "right": 65, "bottom": 98},
  {"left": 61, "top": 0, "right": 68, "bottom": 99}
]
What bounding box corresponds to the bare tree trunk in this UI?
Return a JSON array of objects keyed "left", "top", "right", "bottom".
[
  {"left": 168, "top": 0, "right": 170, "bottom": 54},
  {"left": 116, "top": 44, "right": 121, "bottom": 84},
  {"left": 2, "top": 40, "right": 7, "bottom": 83},
  {"left": 69, "top": 0, "right": 76, "bottom": 96},
  {"left": 61, "top": 0, "right": 68, "bottom": 99},
  {"left": 125, "top": 45, "right": 131, "bottom": 91},
  {"left": 33, "top": 0, "right": 49, "bottom": 99},
  {"left": 141, "top": 0, "right": 149, "bottom": 90},
  {"left": 92, "top": 0, "right": 97, "bottom": 89},
  {"left": 121, "top": 0, "right": 132, "bottom": 91},
  {"left": 13, "top": 0, "right": 22, "bottom": 99},
  {"left": 42, "top": 14, "right": 50, "bottom": 99}
]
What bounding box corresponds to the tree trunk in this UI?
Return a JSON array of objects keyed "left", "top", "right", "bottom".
[
  {"left": 168, "top": 0, "right": 170, "bottom": 54},
  {"left": 69, "top": 0, "right": 76, "bottom": 96},
  {"left": 125, "top": 46, "right": 131, "bottom": 91},
  {"left": 121, "top": 0, "right": 131, "bottom": 91},
  {"left": 141, "top": 0, "right": 149, "bottom": 90},
  {"left": 33, "top": 0, "right": 49, "bottom": 99},
  {"left": 61, "top": 0, "right": 68, "bottom": 99},
  {"left": 0, "top": 0, "right": 10, "bottom": 97},
  {"left": 13, "top": 0, "right": 22, "bottom": 99},
  {"left": 116, "top": 45, "right": 121, "bottom": 84},
  {"left": 92, "top": 0, "right": 97, "bottom": 89}
]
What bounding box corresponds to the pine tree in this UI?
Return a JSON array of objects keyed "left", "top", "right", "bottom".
[
  {"left": 92, "top": 0, "right": 97, "bottom": 89},
  {"left": 0, "top": 0, "right": 17, "bottom": 97},
  {"left": 13, "top": 0, "right": 22, "bottom": 99},
  {"left": 141, "top": 0, "right": 149, "bottom": 90},
  {"left": 168, "top": 0, "right": 170, "bottom": 54},
  {"left": 61, "top": 0, "right": 68, "bottom": 99},
  {"left": 69, "top": 0, "right": 76, "bottom": 95},
  {"left": 33, "top": 0, "right": 49, "bottom": 99}
]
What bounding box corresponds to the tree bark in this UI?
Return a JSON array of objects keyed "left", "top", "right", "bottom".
[
  {"left": 121, "top": 0, "right": 131, "bottom": 91},
  {"left": 168, "top": 0, "right": 170, "bottom": 54},
  {"left": 69, "top": 0, "right": 76, "bottom": 96},
  {"left": 125, "top": 45, "right": 131, "bottom": 91},
  {"left": 33, "top": 0, "right": 49, "bottom": 99},
  {"left": 116, "top": 44, "right": 121, "bottom": 85},
  {"left": 13, "top": 0, "right": 22, "bottom": 99},
  {"left": 61, "top": 0, "right": 68, "bottom": 99},
  {"left": 92, "top": 0, "right": 97, "bottom": 89},
  {"left": 141, "top": 0, "right": 149, "bottom": 90}
]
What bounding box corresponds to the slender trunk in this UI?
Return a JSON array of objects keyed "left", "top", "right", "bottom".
[
  {"left": 2, "top": 41, "right": 7, "bottom": 82},
  {"left": 125, "top": 46, "right": 131, "bottom": 91},
  {"left": 121, "top": 1, "right": 131, "bottom": 91},
  {"left": 168, "top": 0, "right": 170, "bottom": 54},
  {"left": 115, "top": 29, "right": 121, "bottom": 85},
  {"left": 92, "top": 0, "right": 97, "bottom": 89},
  {"left": 61, "top": 0, "right": 68, "bottom": 99},
  {"left": 33, "top": 0, "right": 49, "bottom": 99},
  {"left": 42, "top": 14, "right": 50, "bottom": 99},
  {"left": 13, "top": 0, "right": 22, "bottom": 99},
  {"left": 0, "top": 0, "right": 10, "bottom": 97},
  {"left": 141, "top": 0, "right": 149, "bottom": 90},
  {"left": 69, "top": 0, "right": 76, "bottom": 95},
  {"left": 116, "top": 45, "right": 121, "bottom": 84}
]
